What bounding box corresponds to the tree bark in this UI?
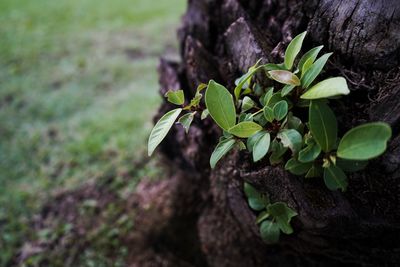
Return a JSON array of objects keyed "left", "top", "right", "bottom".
[{"left": 129, "top": 1, "right": 400, "bottom": 266}]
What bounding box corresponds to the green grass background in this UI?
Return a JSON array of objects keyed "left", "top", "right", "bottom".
[{"left": 0, "top": 0, "right": 186, "bottom": 264}]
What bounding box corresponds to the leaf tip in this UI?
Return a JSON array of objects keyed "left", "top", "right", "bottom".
[
  {"left": 299, "top": 31, "right": 307, "bottom": 37},
  {"left": 147, "top": 143, "right": 154, "bottom": 157}
]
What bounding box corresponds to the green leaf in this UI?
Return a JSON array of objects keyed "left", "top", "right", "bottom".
[
  {"left": 265, "top": 92, "right": 284, "bottom": 108},
  {"left": 247, "top": 131, "right": 266, "bottom": 152},
  {"left": 177, "top": 112, "right": 195, "bottom": 133},
  {"left": 244, "top": 182, "right": 269, "bottom": 211},
  {"left": 260, "top": 87, "right": 274, "bottom": 106},
  {"left": 210, "top": 137, "right": 236, "bottom": 169},
  {"left": 273, "top": 100, "right": 288, "bottom": 121},
  {"left": 298, "top": 139, "right": 321, "bottom": 163},
  {"left": 201, "top": 109, "right": 209, "bottom": 120},
  {"left": 301, "top": 77, "right": 350, "bottom": 99},
  {"left": 228, "top": 121, "right": 263, "bottom": 138},
  {"left": 264, "top": 63, "right": 286, "bottom": 71},
  {"left": 263, "top": 106, "right": 274, "bottom": 122},
  {"left": 242, "top": 88, "right": 252, "bottom": 95},
  {"left": 263, "top": 92, "right": 285, "bottom": 122},
  {"left": 277, "top": 129, "right": 303, "bottom": 154},
  {"left": 248, "top": 197, "right": 267, "bottom": 211},
  {"left": 260, "top": 220, "right": 280, "bottom": 244},
  {"left": 238, "top": 113, "right": 253, "bottom": 123},
  {"left": 308, "top": 100, "right": 337, "bottom": 152},
  {"left": 269, "top": 139, "right": 288, "bottom": 165},
  {"left": 284, "top": 31, "right": 307, "bottom": 70},
  {"left": 305, "top": 164, "right": 323, "bottom": 178},
  {"left": 253, "top": 131, "right": 271, "bottom": 162},
  {"left": 286, "top": 112, "right": 304, "bottom": 133},
  {"left": 301, "top": 57, "right": 314, "bottom": 77},
  {"left": 323, "top": 164, "right": 348, "bottom": 191},
  {"left": 253, "top": 112, "right": 268, "bottom": 127},
  {"left": 165, "top": 90, "right": 185, "bottom": 105},
  {"left": 267, "top": 202, "right": 297, "bottom": 234},
  {"left": 285, "top": 158, "right": 312, "bottom": 175},
  {"left": 234, "top": 59, "right": 263, "bottom": 100},
  {"left": 148, "top": 108, "right": 182, "bottom": 156},
  {"left": 235, "top": 77, "right": 248, "bottom": 90},
  {"left": 301, "top": 52, "right": 333, "bottom": 88},
  {"left": 205, "top": 80, "right": 236, "bottom": 131},
  {"left": 241, "top": 96, "right": 256, "bottom": 112},
  {"left": 298, "top": 45, "right": 323, "bottom": 74},
  {"left": 281, "top": 84, "right": 296, "bottom": 97},
  {"left": 336, "top": 158, "right": 368, "bottom": 172},
  {"left": 244, "top": 182, "right": 260, "bottom": 199},
  {"left": 337, "top": 122, "right": 392, "bottom": 160},
  {"left": 268, "top": 70, "right": 301, "bottom": 86}
]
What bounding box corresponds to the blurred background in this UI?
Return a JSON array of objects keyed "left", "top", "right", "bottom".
[{"left": 0, "top": 0, "right": 186, "bottom": 265}]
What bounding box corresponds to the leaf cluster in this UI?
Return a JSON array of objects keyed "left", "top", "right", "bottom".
[
  {"left": 149, "top": 30, "right": 392, "bottom": 193},
  {"left": 147, "top": 31, "right": 392, "bottom": 243},
  {"left": 149, "top": 31, "right": 391, "bottom": 192},
  {"left": 147, "top": 84, "right": 207, "bottom": 156},
  {"left": 244, "top": 182, "right": 297, "bottom": 244}
]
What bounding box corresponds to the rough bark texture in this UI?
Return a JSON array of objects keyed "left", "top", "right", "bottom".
[{"left": 130, "top": 0, "right": 400, "bottom": 266}]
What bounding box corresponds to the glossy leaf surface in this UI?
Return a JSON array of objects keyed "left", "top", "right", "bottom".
[
  {"left": 308, "top": 100, "right": 337, "bottom": 152},
  {"left": 229, "top": 121, "right": 262, "bottom": 138},
  {"left": 205, "top": 80, "right": 236, "bottom": 131},
  {"left": 267, "top": 202, "right": 297, "bottom": 234},
  {"left": 253, "top": 131, "right": 271, "bottom": 162},
  {"left": 210, "top": 137, "right": 236, "bottom": 169},
  {"left": 165, "top": 90, "right": 185, "bottom": 105},
  {"left": 284, "top": 31, "right": 307, "bottom": 70},
  {"left": 301, "top": 77, "right": 350, "bottom": 99},
  {"left": 337, "top": 122, "right": 392, "bottom": 160},
  {"left": 301, "top": 53, "right": 332, "bottom": 88},
  {"left": 323, "top": 164, "right": 348, "bottom": 191},
  {"left": 277, "top": 129, "right": 303, "bottom": 154},
  {"left": 148, "top": 108, "right": 182, "bottom": 156},
  {"left": 260, "top": 220, "right": 280, "bottom": 244}
]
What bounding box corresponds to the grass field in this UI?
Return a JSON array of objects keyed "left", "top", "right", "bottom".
[{"left": 0, "top": 0, "right": 186, "bottom": 264}]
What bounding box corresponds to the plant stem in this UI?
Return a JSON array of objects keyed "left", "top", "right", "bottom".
[{"left": 249, "top": 108, "right": 264, "bottom": 118}]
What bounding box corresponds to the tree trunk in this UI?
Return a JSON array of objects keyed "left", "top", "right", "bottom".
[{"left": 129, "top": 0, "right": 400, "bottom": 266}]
